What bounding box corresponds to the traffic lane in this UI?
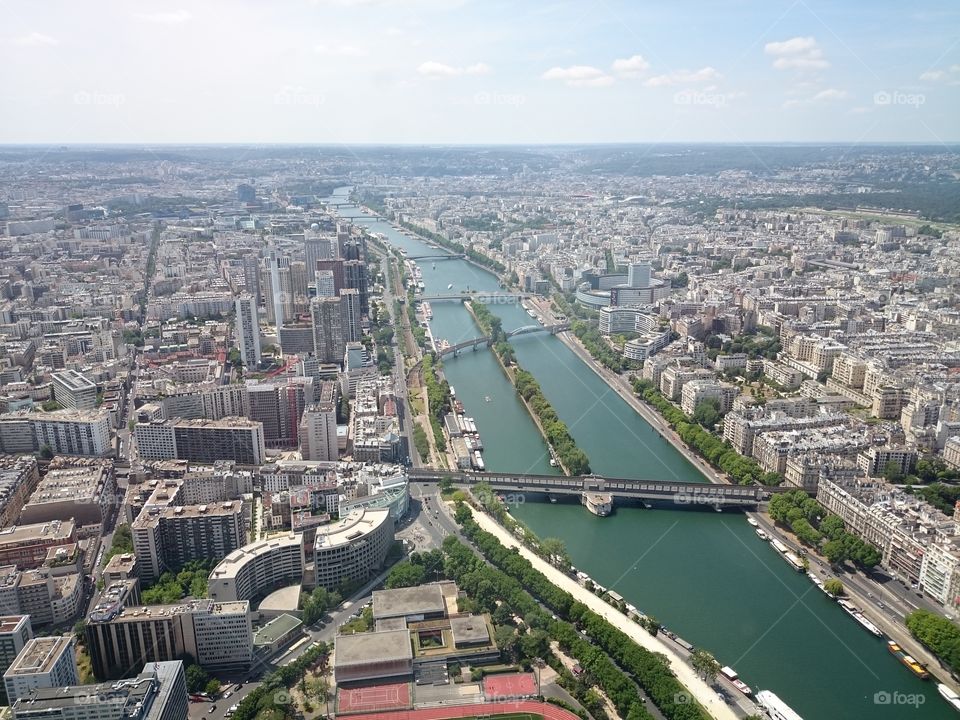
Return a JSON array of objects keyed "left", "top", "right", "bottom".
[{"left": 188, "top": 682, "right": 260, "bottom": 720}]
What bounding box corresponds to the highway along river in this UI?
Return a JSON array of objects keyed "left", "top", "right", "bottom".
[{"left": 331, "top": 187, "right": 949, "bottom": 719}]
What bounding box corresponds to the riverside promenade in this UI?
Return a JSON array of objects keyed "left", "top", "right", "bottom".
[{"left": 469, "top": 509, "right": 743, "bottom": 720}]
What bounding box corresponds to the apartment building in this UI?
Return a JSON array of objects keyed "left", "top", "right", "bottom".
[
  {"left": 135, "top": 417, "right": 265, "bottom": 465},
  {"left": 3, "top": 636, "right": 78, "bottom": 703},
  {"left": 51, "top": 369, "right": 98, "bottom": 410},
  {"left": 85, "top": 599, "right": 251, "bottom": 680},
  {"left": 132, "top": 501, "right": 244, "bottom": 583},
  {"left": 10, "top": 660, "right": 188, "bottom": 720}
]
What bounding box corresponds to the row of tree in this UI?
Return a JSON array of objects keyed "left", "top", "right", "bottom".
[
  {"left": 906, "top": 609, "right": 960, "bottom": 674},
  {"left": 514, "top": 368, "right": 591, "bottom": 475},
  {"left": 632, "top": 379, "right": 781, "bottom": 486},
  {"left": 570, "top": 320, "right": 640, "bottom": 373},
  {"left": 421, "top": 354, "right": 449, "bottom": 452},
  {"left": 230, "top": 643, "right": 329, "bottom": 720},
  {"left": 397, "top": 218, "right": 507, "bottom": 274},
  {"left": 450, "top": 509, "right": 712, "bottom": 720},
  {"left": 768, "top": 489, "right": 881, "bottom": 568}
]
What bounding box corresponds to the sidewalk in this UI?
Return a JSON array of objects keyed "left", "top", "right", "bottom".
[{"left": 469, "top": 510, "right": 740, "bottom": 720}]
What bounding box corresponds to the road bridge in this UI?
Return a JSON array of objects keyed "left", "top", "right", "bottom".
[
  {"left": 408, "top": 468, "right": 784, "bottom": 508},
  {"left": 422, "top": 292, "right": 535, "bottom": 302},
  {"left": 406, "top": 253, "right": 466, "bottom": 261}
]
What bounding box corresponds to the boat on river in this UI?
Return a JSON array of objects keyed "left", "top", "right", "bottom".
[
  {"left": 938, "top": 683, "right": 960, "bottom": 712},
  {"left": 837, "top": 599, "right": 883, "bottom": 637},
  {"left": 756, "top": 528, "right": 769, "bottom": 541},
  {"left": 888, "top": 640, "right": 930, "bottom": 679},
  {"left": 720, "top": 666, "right": 752, "bottom": 696},
  {"left": 757, "top": 690, "right": 804, "bottom": 720}
]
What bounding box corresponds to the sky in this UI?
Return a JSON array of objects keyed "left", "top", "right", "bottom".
[{"left": 1, "top": 0, "right": 958, "bottom": 145}]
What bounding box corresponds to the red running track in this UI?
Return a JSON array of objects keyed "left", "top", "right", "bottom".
[{"left": 341, "top": 700, "right": 580, "bottom": 720}]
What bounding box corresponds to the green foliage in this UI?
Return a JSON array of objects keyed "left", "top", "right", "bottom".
[
  {"left": 141, "top": 560, "right": 213, "bottom": 604},
  {"left": 769, "top": 490, "right": 880, "bottom": 568},
  {"left": 106, "top": 524, "right": 134, "bottom": 561},
  {"left": 824, "top": 578, "right": 844, "bottom": 597},
  {"left": 571, "top": 320, "right": 638, "bottom": 373},
  {"left": 386, "top": 560, "right": 427, "bottom": 588},
  {"left": 231, "top": 643, "right": 329, "bottom": 720},
  {"left": 447, "top": 513, "right": 708, "bottom": 720},
  {"left": 689, "top": 649, "right": 721, "bottom": 683},
  {"left": 692, "top": 399, "right": 721, "bottom": 430},
  {"left": 514, "top": 368, "right": 591, "bottom": 475},
  {"left": 413, "top": 425, "right": 430, "bottom": 462},
  {"left": 906, "top": 609, "right": 960, "bottom": 673},
  {"left": 631, "top": 378, "right": 779, "bottom": 486},
  {"left": 300, "top": 586, "right": 340, "bottom": 626}
]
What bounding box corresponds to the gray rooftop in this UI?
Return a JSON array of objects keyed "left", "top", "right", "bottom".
[
  {"left": 372, "top": 584, "right": 446, "bottom": 620},
  {"left": 450, "top": 615, "right": 490, "bottom": 645},
  {"left": 335, "top": 629, "right": 412, "bottom": 666}
]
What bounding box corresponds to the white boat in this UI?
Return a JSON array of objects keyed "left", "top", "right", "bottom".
[
  {"left": 720, "top": 666, "right": 752, "bottom": 696},
  {"left": 837, "top": 599, "right": 883, "bottom": 637},
  {"left": 756, "top": 690, "right": 804, "bottom": 720},
  {"left": 770, "top": 538, "right": 788, "bottom": 554},
  {"left": 747, "top": 517, "right": 759, "bottom": 528},
  {"left": 756, "top": 528, "right": 769, "bottom": 541},
  {"left": 447, "top": 283, "right": 454, "bottom": 289},
  {"left": 938, "top": 683, "right": 960, "bottom": 712}
]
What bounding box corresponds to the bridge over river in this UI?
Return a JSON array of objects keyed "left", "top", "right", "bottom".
[
  {"left": 434, "top": 322, "right": 570, "bottom": 358},
  {"left": 409, "top": 468, "right": 784, "bottom": 509}
]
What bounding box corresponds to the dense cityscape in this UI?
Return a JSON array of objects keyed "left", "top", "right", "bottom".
[{"left": 2, "top": 1, "right": 960, "bottom": 720}]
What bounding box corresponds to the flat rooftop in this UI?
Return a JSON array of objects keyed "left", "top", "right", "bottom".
[
  {"left": 0, "top": 615, "right": 28, "bottom": 634},
  {"left": 209, "top": 533, "right": 303, "bottom": 582},
  {"left": 0, "top": 519, "right": 75, "bottom": 547},
  {"left": 373, "top": 584, "right": 446, "bottom": 620},
  {"left": 253, "top": 613, "right": 303, "bottom": 646},
  {"left": 450, "top": 615, "right": 490, "bottom": 645},
  {"left": 3, "top": 636, "right": 72, "bottom": 677},
  {"left": 315, "top": 507, "right": 390, "bottom": 550},
  {"left": 335, "top": 629, "right": 412, "bottom": 666}
]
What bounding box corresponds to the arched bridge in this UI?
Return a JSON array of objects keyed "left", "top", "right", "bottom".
[
  {"left": 409, "top": 468, "right": 786, "bottom": 508},
  {"left": 435, "top": 323, "right": 570, "bottom": 358}
]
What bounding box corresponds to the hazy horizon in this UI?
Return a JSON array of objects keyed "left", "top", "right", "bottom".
[{"left": 2, "top": 0, "right": 958, "bottom": 145}]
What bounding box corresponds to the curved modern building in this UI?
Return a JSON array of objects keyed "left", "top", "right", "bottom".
[
  {"left": 311, "top": 507, "right": 393, "bottom": 589},
  {"left": 207, "top": 533, "right": 305, "bottom": 603},
  {"left": 207, "top": 506, "right": 394, "bottom": 602}
]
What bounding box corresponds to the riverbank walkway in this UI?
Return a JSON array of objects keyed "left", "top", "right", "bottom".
[{"left": 469, "top": 510, "right": 742, "bottom": 720}]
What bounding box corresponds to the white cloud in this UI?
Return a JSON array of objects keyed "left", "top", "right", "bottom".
[
  {"left": 315, "top": 44, "right": 367, "bottom": 57},
  {"left": 135, "top": 10, "right": 192, "bottom": 24},
  {"left": 919, "top": 66, "right": 960, "bottom": 84},
  {"left": 812, "top": 88, "right": 848, "bottom": 101},
  {"left": 765, "top": 36, "right": 829, "bottom": 71},
  {"left": 12, "top": 32, "right": 58, "bottom": 47},
  {"left": 643, "top": 66, "right": 720, "bottom": 87},
  {"left": 542, "top": 65, "right": 614, "bottom": 87},
  {"left": 611, "top": 54, "right": 650, "bottom": 79},
  {"left": 417, "top": 61, "right": 490, "bottom": 78}
]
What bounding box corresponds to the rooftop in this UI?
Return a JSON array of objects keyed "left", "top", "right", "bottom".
[
  {"left": 3, "top": 636, "right": 73, "bottom": 677},
  {"left": 372, "top": 584, "right": 446, "bottom": 620},
  {"left": 334, "top": 629, "right": 412, "bottom": 666}
]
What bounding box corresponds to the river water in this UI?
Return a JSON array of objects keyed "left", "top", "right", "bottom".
[{"left": 332, "top": 187, "right": 951, "bottom": 718}]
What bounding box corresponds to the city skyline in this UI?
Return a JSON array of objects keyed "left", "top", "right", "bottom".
[{"left": 2, "top": 0, "right": 959, "bottom": 144}]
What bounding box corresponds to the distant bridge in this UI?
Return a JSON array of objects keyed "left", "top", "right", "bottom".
[
  {"left": 406, "top": 253, "right": 466, "bottom": 261},
  {"left": 435, "top": 323, "right": 570, "bottom": 358},
  {"left": 423, "top": 292, "right": 534, "bottom": 302},
  {"left": 409, "top": 468, "right": 784, "bottom": 508}
]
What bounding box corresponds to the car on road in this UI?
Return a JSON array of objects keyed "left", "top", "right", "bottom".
[{"left": 208, "top": 705, "right": 217, "bottom": 714}]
